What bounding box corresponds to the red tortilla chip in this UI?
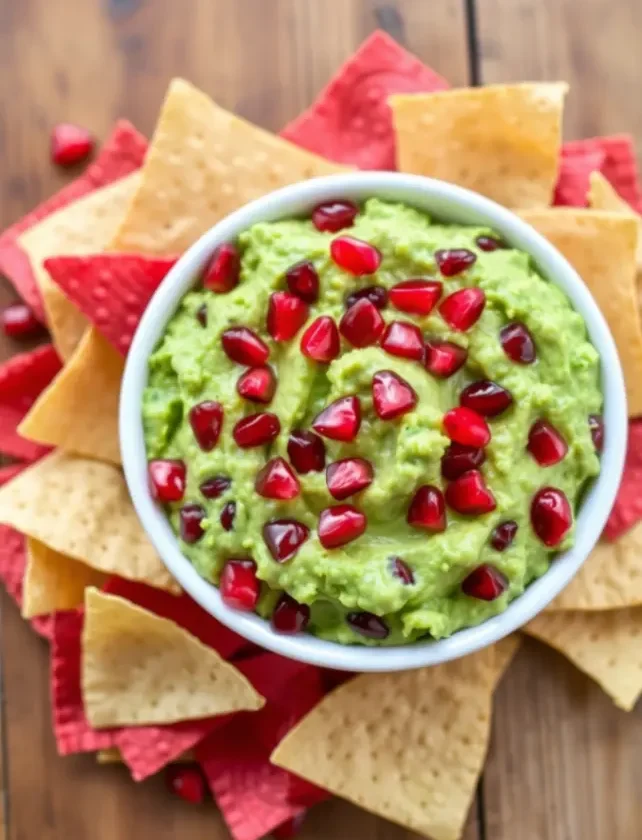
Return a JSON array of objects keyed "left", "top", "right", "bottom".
[
  {"left": 554, "top": 144, "right": 606, "bottom": 207},
  {"left": 44, "top": 254, "right": 177, "bottom": 355},
  {"left": 604, "top": 420, "right": 642, "bottom": 540},
  {"left": 562, "top": 135, "right": 642, "bottom": 212},
  {"left": 280, "top": 30, "right": 448, "bottom": 170},
  {"left": 0, "top": 121, "right": 147, "bottom": 320}
]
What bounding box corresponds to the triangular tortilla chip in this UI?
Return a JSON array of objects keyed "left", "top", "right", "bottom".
[
  {"left": 520, "top": 208, "right": 642, "bottom": 416},
  {"left": 18, "top": 173, "right": 140, "bottom": 360},
  {"left": 0, "top": 451, "right": 175, "bottom": 592},
  {"left": 272, "top": 636, "right": 519, "bottom": 840},
  {"left": 82, "top": 589, "right": 264, "bottom": 727},
  {"left": 19, "top": 328, "right": 123, "bottom": 465},
  {"left": 111, "top": 78, "right": 349, "bottom": 255},
  {"left": 22, "top": 537, "right": 107, "bottom": 619},
  {"left": 525, "top": 608, "right": 642, "bottom": 711},
  {"left": 390, "top": 83, "right": 567, "bottom": 209}
]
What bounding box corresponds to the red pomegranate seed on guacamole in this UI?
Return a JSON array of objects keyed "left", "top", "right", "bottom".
[
  {"left": 271, "top": 594, "right": 311, "bottom": 634},
  {"left": 50, "top": 123, "right": 94, "bottom": 166},
  {"left": 476, "top": 235, "right": 505, "bottom": 252},
  {"left": 287, "top": 430, "right": 326, "bottom": 474},
  {"left": 148, "top": 459, "right": 186, "bottom": 503},
  {"left": 527, "top": 420, "right": 568, "bottom": 467},
  {"left": 318, "top": 505, "right": 366, "bottom": 548},
  {"left": 441, "top": 443, "right": 486, "bottom": 481},
  {"left": 389, "top": 279, "right": 442, "bottom": 315},
  {"left": 222, "top": 327, "right": 269, "bottom": 366},
  {"left": 339, "top": 297, "right": 385, "bottom": 347},
  {"left": 196, "top": 304, "right": 207, "bottom": 327},
  {"left": 460, "top": 380, "right": 513, "bottom": 417},
  {"left": 263, "top": 519, "right": 310, "bottom": 562},
  {"left": 312, "top": 396, "right": 361, "bottom": 442},
  {"left": 220, "top": 501, "right": 236, "bottom": 531},
  {"left": 312, "top": 200, "right": 358, "bottom": 233},
  {"left": 1, "top": 303, "right": 41, "bottom": 339},
  {"left": 490, "top": 520, "right": 518, "bottom": 551},
  {"left": 326, "top": 458, "right": 373, "bottom": 500},
  {"left": 300, "top": 315, "right": 340, "bottom": 363},
  {"left": 179, "top": 503, "right": 206, "bottom": 543},
  {"left": 439, "top": 287, "right": 486, "bottom": 331},
  {"left": 407, "top": 485, "right": 447, "bottom": 532},
  {"left": 220, "top": 559, "right": 260, "bottom": 610},
  {"left": 531, "top": 487, "right": 572, "bottom": 546},
  {"left": 237, "top": 366, "right": 276, "bottom": 404},
  {"left": 286, "top": 260, "right": 320, "bottom": 303},
  {"left": 202, "top": 243, "right": 240, "bottom": 293},
  {"left": 330, "top": 236, "right": 382, "bottom": 276},
  {"left": 434, "top": 248, "right": 477, "bottom": 277},
  {"left": 424, "top": 339, "right": 468, "bottom": 378},
  {"left": 199, "top": 475, "right": 231, "bottom": 499},
  {"left": 189, "top": 401, "right": 223, "bottom": 452},
  {"left": 380, "top": 321, "right": 424, "bottom": 361},
  {"left": 255, "top": 457, "right": 300, "bottom": 500},
  {"left": 445, "top": 470, "right": 496, "bottom": 515},
  {"left": 589, "top": 414, "right": 604, "bottom": 452},
  {"left": 232, "top": 412, "right": 280, "bottom": 448},
  {"left": 346, "top": 611, "right": 389, "bottom": 640},
  {"left": 443, "top": 406, "right": 491, "bottom": 447},
  {"left": 500, "top": 321, "right": 536, "bottom": 364},
  {"left": 165, "top": 766, "right": 206, "bottom": 804},
  {"left": 461, "top": 564, "right": 508, "bottom": 601},
  {"left": 372, "top": 370, "right": 417, "bottom": 420},
  {"left": 267, "top": 291, "right": 309, "bottom": 341},
  {"left": 345, "top": 285, "right": 388, "bottom": 311},
  {"left": 391, "top": 557, "right": 414, "bottom": 585}
]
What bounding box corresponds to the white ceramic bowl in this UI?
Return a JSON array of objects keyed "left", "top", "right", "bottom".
[{"left": 120, "top": 172, "right": 627, "bottom": 672}]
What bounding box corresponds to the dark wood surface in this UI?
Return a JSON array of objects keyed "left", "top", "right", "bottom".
[{"left": 0, "top": 1, "right": 639, "bottom": 838}]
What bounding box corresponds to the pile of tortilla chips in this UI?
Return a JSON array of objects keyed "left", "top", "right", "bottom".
[{"left": 0, "top": 30, "right": 640, "bottom": 840}]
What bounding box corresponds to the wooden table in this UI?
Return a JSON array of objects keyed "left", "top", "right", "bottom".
[{"left": 0, "top": 1, "right": 640, "bottom": 838}]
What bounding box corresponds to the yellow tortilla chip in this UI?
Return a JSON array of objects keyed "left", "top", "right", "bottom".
[
  {"left": 520, "top": 208, "right": 642, "bottom": 416},
  {"left": 18, "top": 173, "right": 140, "bottom": 360},
  {"left": 0, "top": 451, "right": 176, "bottom": 592},
  {"left": 19, "top": 328, "right": 123, "bottom": 465},
  {"left": 22, "top": 537, "right": 107, "bottom": 619},
  {"left": 82, "top": 589, "right": 264, "bottom": 727},
  {"left": 96, "top": 747, "right": 194, "bottom": 764},
  {"left": 272, "top": 636, "right": 519, "bottom": 840},
  {"left": 390, "top": 83, "right": 567, "bottom": 209},
  {"left": 525, "top": 608, "right": 642, "bottom": 711},
  {"left": 112, "top": 78, "right": 349, "bottom": 255}
]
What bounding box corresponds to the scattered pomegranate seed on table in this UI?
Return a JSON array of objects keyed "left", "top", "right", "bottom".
[
  {"left": 460, "top": 380, "right": 513, "bottom": 417},
  {"left": 312, "top": 396, "right": 361, "bottom": 442},
  {"left": 439, "top": 287, "right": 486, "bottom": 331},
  {"left": 346, "top": 611, "right": 389, "bottom": 639},
  {"left": 255, "top": 458, "right": 300, "bottom": 500},
  {"left": 233, "top": 412, "right": 280, "bottom": 447},
  {"left": 530, "top": 487, "right": 572, "bottom": 546},
  {"left": 199, "top": 475, "right": 231, "bottom": 499},
  {"left": 588, "top": 414, "right": 604, "bottom": 452},
  {"left": 1, "top": 303, "right": 42, "bottom": 339},
  {"left": 345, "top": 285, "right": 388, "bottom": 311},
  {"left": 330, "top": 235, "right": 382, "bottom": 275},
  {"left": 267, "top": 291, "right": 309, "bottom": 341},
  {"left": 500, "top": 321, "right": 536, "bottom": 364},
  {"left": 219, "top": 559, "right": 260, "bottom": 610},
  {"left": 312, "top": 200, "right": 359, "bottom": 232},
  {"left": 443, "top": 406, "right": 491, "bottom": 447},
  {"left": 461, "top": 564, "right": 508, "bottom": 600},
  {"left": 236, "top": 366, "right": 276, "bottom": 404},
  {"left": 164, "top": 765, "right": 207, "bottom": 805},
  {"left": 188, "top": 400, "right": 223, "bottom": 451},
  {"left": 424, "top": 339, "right": 468, "bottom": 378},
  {"left": 318, "top": 505, "right": 367, "bottom": 548},
  {"left": 179, "top": 503, "right": 206, "bottom": 543},
  {"left": 490, "top": 521, "right": 518, "bottom": 551},
  {"left": 272, "top": 812, "right": 307, "bottom": 839},
  {"left": 326, "top": 458, "right": 373, "bottom": 500},
  {"left": 271, "top": 594, "right": 311, "bottom": 633},
  {"left": 50, "top": 122, "right": 94, "bottom": 166},
  {"left": 389, "top": 278, "right": 442, "bottom": 315},
  {"left": 300, "top": 315, "right": 340, "bottom": 362},
  {"left": 380, "top": 320, "right": 425, "bottom": 361},
  {"left": 220, "top": 501, "right": 237, "bottom": 531},
  {"left": 445, "top": 470, "right": 496, "bottom": 515},
  {"left": 527, "top": 420, "right": 568, "bottom": 466},
  {"left": 148, "top": 459, "right": 186, "bottom": 503},
  {"left": 407, "top": 485, "right": 447, "bottom": 532},
  {"left": 285, "top": 260, "right": 320, "bottom": 302},
  {"left": 287, "top": 430, "right": 326, "bottom": 474},
  {"left": 222, "top": 327, "right": 269, "bottom": 366},
  {"left": 202, "top": 243, "right": 240, "bottom": 292},
  {"left": 441, "top": 443, "right": 486, "bottom": 480},
  {"left": 263, "top": 519, "right": 310, "bottom": 562},
  {"left": 434, "top": 248, "right": 477, "bottom": 277},
  {"left": 372, "top": 370, "right": 417, "bottom": 420},
  {"left": 339, "top": 297, "right": 385, "bottom": 347},
  {"left": 391, "top": 557, "right": 414, "bottom": 585}
]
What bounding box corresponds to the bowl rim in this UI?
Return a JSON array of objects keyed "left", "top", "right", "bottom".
[{"left": 120, "top": 171, "right": 627, "bottom": 672}]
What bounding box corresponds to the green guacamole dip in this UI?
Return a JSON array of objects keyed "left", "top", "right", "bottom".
[{"left": 143, "top": 198, "right": 602, "bottom": 646}]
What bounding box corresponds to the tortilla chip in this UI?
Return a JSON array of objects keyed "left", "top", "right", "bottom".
[
  {"left": 589, "top": 171, "right": 642, "bottom": 288},
  {"left": 112, "top": 78, "right": 349, "bottom": 255},
  {"left": 82, "top": 589, "right": 264, "bottom": 727},
  {"left": 96, "top": 747, "right": 194, "bottom": 764},
  {"left": 18, "top": 328, "right": 123, "bottom": 465},
  {"left": 0, "top": 451, "right": 176, "bottom": 592},
  {"left": 271, "top": 636, "right": 519, "bottom": 840},
  {"left": 22, "top": 537, "right": 107, "bottom": 619},
  {"left": 525, "top": 608, "right": 642, "bottom": 711},
  {"left": 390, "top": 83, "right": 567, "bottom": 209},
  {"left": 18, "top": 173, "right": 140, "bottom": 360},
  {"left": 520, "top": 208, "right": 642, "bottom": 416}
]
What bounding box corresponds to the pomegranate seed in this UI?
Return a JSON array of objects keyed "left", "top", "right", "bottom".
[
  {"left": 50, "top": 123, "right": 94, "bottom": 166},
  {"left": 531, "top": 487, "right": 572, "bottom": 546},
  {"left": 312, "top": 396, "right": 361, "bottom": 442},
  {"left": 424, "top": 340, "right": 468, "bottom": 378},
  {"left": 271, "top": 594, "right": 310, "bottom": 634},
  {"left": 435, "top": 248, "right": 477, "bottom": 277},
  {"left": 300, "top": 316, "right": 340, "bottom": 362},
  {"left": 199, "top": 475, "right": 231, "bottom": 499},
  {"left": 233, "top": 412, "right": 280, "bottom": 447},
  {"left": 527, "top": 420, "right": 568, "bottom": 466},
  {"left": 439, "top": 287, "right": 486, "bottom": 331},
  {"left": 490, "top": 521, "right": 518, "bottom": 551},
  {"left": 188, "top": 401, "right": 223, "bottom": 451},
  {"left": 389, "top": 279, "right": 442, "bottom": 315},
  {"left": 407, "top": 485, "right": 446, "bottom": 532},
  {"left": 441, "top": 443, "right": 486, "bottom": 480},
  {"left": 263, "top": 519, "right": 310, "bottom": 562},
  {"left": 237, "top": 366, "right": 276, "bottom": 404},
  {"left": 445, "top": 470, "right": 496, "bottom": 515},
  {"left": 345, "top": 285, "right": 388, "bottom": 311},
  {"left": 196, "top": 304, "right": 208, "bottom": 327},
  {"left": 460, "top": 380, "right": 513, "bottom": 417},
  {"left": 330, "top": 236, "right": 382, "bottom": 276},
  {"left": 346, "top": 612, "right": 389, "bottom": 640},
  {"left": 326, "top": 458, "right": 373, "bottom": 500},
  {"left": 267, "top": 291, "right": 309, "bottom": 341},
  {"left": 165, "top": 766, "right": 206, "bottom": 805},
  {"left": 589, "top": 414, "right": 604, "bottom": 452},
  {"left": 202, "top": 243, "right": 240, "bottom": 293},
  {"left": 461, "top": 564, "right": 508, "bottom": 600},
  {"left": 372, "top": 370, "right": 417, "bottom": 420},
  {"left": 220, "top": 501, "right": 236, "bottom": 531},
  {"left": 273, "top": 814, "right": 307, "bottom": 839},
  {"left": 312, "top": 200, "right": 359, "bottom": 233},
  {"left": 391, "top": 557, "right": 414, "bottom": 584},
  {"left": 179, "top": 503, "right": 206, "bottom": 543},
  {"left": 339, "top": 298, "right": 385, "bottom": 347},
  {"left": 443, "top": 406, "right": 491, "bottom": 447},
  {"left": 476, "top": 235, "right": 505, "bottom": 252},
  {"left": 255, "top": 458, "right": 300, "bottom": 500},
  {"left": 219, "top": 559, "right": 260, "bottom": 610},
  {"left": 285, "top": 261, "right": 320, "bottom": 303},
  {"left": 318, "top": 505, "right": 366, "bottom": 548},
  {"left": 1, "top": 303, "right": 41, "bottom": 339},
  {"left": 148, "top": 459, "right": 186, "bottom": 503},
  {"left": 222, "top": 327, "right": 269, "bottom": 366},
  {"left": 500, "top": 322, "right": 536, "bottom": 364},
  {"left": 380, "top": 321, "right": 424, "bottom": 361},
  {"left": 288, "top": 430, "right": 326, "bottom": 474}
]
